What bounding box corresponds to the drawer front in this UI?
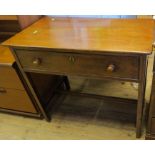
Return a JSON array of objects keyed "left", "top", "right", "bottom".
[
  {"left": 0, "top": 66, "right": 24, "bottom": 90},
  {"left": 16, "top": 50, "right": 139, "bottom": 80},
  {"left": 0, "top": 88, "right": 37, "bottom": 113}
]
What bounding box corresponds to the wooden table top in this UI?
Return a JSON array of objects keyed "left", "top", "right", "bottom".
[
  {"left": 2, "top": 16, "right": 155, "bottom": 55},
  {"left": 0, "top": 46, "right": 14, "bottom": 65}
]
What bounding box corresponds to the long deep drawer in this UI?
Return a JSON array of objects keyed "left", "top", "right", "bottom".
[
  {"left": 15, "top": 49, "right": 139, "bottom": 81},
  {"left": 0, "top": 66, "right": 25, "bottom": 90},
  {"left": 0, "top": 87, "right": 37, "bottom": 113}
]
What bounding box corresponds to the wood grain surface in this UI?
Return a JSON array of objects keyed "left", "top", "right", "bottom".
[
  {"left": 2, "top": 16, "right": 155, "bottom": 54},
  {"left": 0, "top": 46, "right": 14, "bottom": 65}
]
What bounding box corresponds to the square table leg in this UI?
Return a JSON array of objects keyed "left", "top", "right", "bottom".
[{"left": 136, "top": 55, "right": 147, "bottom": 138}]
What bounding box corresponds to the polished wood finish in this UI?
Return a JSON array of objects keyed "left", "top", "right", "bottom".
[
  {"left": 0, "top": 88, "right": 37, "bottom": 113},
  {"left": 2, "top": 17, "right": 154, "bottom": 54},
  {"left": 3, "top": 17, "right": 154, "bottom": 138},
  {"left": 0, "top": 46, "right": 14, "bottom": 65},
  {"left": 0, "top": 65, "right": 24, "bottom": 90},
  {"left": 0, "top": 16, "right": 59, "bottom": 118},
  {"left": 15, "top": 49, "right": 139, "bottom": 81},
  {"left": 16, "top": 15, "right": 71, "bottom": 119},
  {"left": 0, "top": 46, "right": 38, "bottom": 114},
  {"left": 0, "top": 16, "right": 40, "bottom": 116}
]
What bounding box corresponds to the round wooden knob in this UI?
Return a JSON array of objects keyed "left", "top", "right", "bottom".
[
  {"left": 33, "top": 58, "right": 41, "bottom": 65},
  {"left": 107, "top": 64, "right": 115, "bottom": 72}
]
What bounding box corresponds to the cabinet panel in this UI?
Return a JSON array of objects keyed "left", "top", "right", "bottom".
[
  {"left": 0, "top": 66, "right": 25, "bottom": 90},
  {"left": 0, "top": 88, "right": 37, "bottom": 113}
]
